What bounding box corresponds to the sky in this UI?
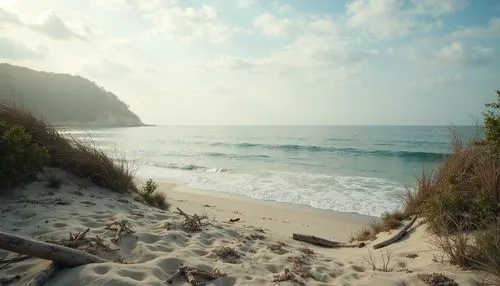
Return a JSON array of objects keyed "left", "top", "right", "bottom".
[{"left": 0, "top": 0, "right": 499, "bottom": 125}]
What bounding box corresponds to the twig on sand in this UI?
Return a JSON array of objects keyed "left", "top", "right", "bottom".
[
  {"left": 373, "top": 215, "right": 417, "bottom": 249},
  {"left": 50, "top": 228, "right": 116, "bottom": 255},
  {"left": 166, "top": 265, "right": 227, "bottom": 286},
  {"left": 175, "top": 207, "right": 213, "bottom": 232},
  {"left": 292, "top": 233, "right": 365, "bottom": 248},
  {"left": 272, "top": 268, "right": 305, "bottom": 286},
  {"left": 105, "top": 221, "right": 134, "bottom": 243}
]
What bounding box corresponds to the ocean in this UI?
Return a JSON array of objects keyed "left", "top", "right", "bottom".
[{"left": 61, "top": 126, "right": 479, "bottom": 217}]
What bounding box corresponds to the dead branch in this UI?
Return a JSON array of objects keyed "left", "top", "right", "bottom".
[
  {"left": 49, "top": 228, "right": 115, "bottom": 255},
  {"left": 272, "top": 268, "right": 305, "bottom": 286},
  {"left": 292, "top": 234, "right": 365, "bottom": 248},
  {"left": 26, "top": 262, "right": 59, "bottom": 286},
  {"left": 0, "top": 230, "right": 106, "bottom": 267},
  {"left": 166, "top": 265, "right": 227, "bottom": 286},
  {"left": 175, "top": 207, "right": 212, "bottom": 232},
  {"left": 105, "top": 221, "right": 134, "bottom": 243},
  {"left": 373, "top": 215, "right": 417, "bottom": 249}
]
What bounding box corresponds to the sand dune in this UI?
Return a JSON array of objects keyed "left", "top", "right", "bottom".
[{"left": 0, "top": 170, "right": 483, "bottom": 285}]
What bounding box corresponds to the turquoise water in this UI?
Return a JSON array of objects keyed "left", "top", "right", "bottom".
[{"left": 62, "top": 126, "right": 479, "bottom": 216}]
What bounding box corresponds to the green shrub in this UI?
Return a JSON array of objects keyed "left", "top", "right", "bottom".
[
  {"left": 0, "top": 120, "right": 49, "bottom": 189},
  {"left": 138, "top": 179, "right": 169, "bottom": 210},
  {"left": 484, "top": 90, "right": 500, "bottom": 153},
  {"left": 423, "top": 191, "right": 498, "bottom": 233}
]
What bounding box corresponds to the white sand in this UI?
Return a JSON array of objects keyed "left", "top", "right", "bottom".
[{"left": 0, "top": 169, "right": 484, "bottom": 285}]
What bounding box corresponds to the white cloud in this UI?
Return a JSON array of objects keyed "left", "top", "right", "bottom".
[
  {"left": 423, "top": 74, "right": 464, "bottom": 84},
  {"left": 437, "top": 42, "right": 495, "bottom": 66},
  {"left": 82, "top": 59, "right": 131, "bottom": 79},
  {"left": 253, "top": 13, "right": 337, "bottom": 37},
  {"left": 346, "top": 0, "right": 465, "bottom": 38},
  {"left": 451, "top": 17, "right": 500, "bottom": 38},
  {"left": 0, "top": 37, "right": 47, "bottom": 60},
  {"left": 412, "top": 0, "right": 467, "bottom": 16},
  {"left": 0, "top": 8, "right": 20, "bottom": 24},
  {"left": 237, "top": 0, "right": 257, "bottom": 8},
  {"left": 135, "top": 3, "right": 235, "bottom": 43}
]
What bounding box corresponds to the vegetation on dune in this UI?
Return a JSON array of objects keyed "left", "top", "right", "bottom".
[
  {"left": 0, "top": 120, "right": 49, "bottom": 189},
  {"left": 0, "top": 103, "right": 167, "bottom": 210},
  {"left": 351, "top": 90, "right": 500, "bottom": 282}
]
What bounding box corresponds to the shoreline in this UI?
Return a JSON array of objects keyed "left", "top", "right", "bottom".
[{"left": 158, "top": 180, "right": 377, "bottom": 241}]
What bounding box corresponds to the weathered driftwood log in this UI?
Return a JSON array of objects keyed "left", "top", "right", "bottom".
[
  {"left": 0, "top": 231, "right": 106, "bottom": 267},
  {"left": 373, "top": 215, "right": 418, "bottom": 249},
  {"left": 26, "top": 262, "right": 60, "bottom": 286},
  {"left": 292, "top": 234, "right": 365, "bottom": 248}
]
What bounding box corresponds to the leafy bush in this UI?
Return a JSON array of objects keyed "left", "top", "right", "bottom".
[
  {"left": 0, "top": 102, "right": 136, "bottom": 193},
  {"left": 0, "top": 120, "right": 49, "bottom": 189},
  {"left": 483, "top": 90, "right": 500, "bottom": 152},
  {"left": 138, "top": 179, "right": 169, "bottom": 210}
]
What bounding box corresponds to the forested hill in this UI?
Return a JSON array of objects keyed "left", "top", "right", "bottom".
[{"left": 0, "top": 63, "right": 144, "bottom": 126}]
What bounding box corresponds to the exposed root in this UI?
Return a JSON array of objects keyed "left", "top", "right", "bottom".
[
  {"left": 175, "top": 207, "right": 212, "bottom": 233},
  {"left": 105, "top": 221, "right": 134, "bottom": 243},
  {"left": 272, "top": 268, "right": 305, "bottom": 286},
  {"left": 50, "top": 228, "right": 115, "bottom": 255},
  {"left": 166, "top": 265, "right": 227, "bottom": 285}
]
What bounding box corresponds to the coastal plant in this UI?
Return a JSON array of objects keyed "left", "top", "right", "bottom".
[
  {"left": 472, "top": 218, "right": 500, "bottom": 284},
  {"left": 0, "top": 120, "right": 49, "bottom": 189},
  {"left": 138, "top": 179, "right": 169, "bottom": 210},
  {"left": 363, "top": 249, "right": 393, "bottom": 272},
  {"left": 483, "top": 90, "right": 500, "bottom": 153},
  {"left": 0, "top": 102, "right": 137, "bottom": 193}
]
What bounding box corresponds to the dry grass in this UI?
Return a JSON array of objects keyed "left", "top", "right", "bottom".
[
  {"left": 213, "top": 246, "right": 240, "bottom": 262},
  {"left": 351, "top": 211, "right": 407, "bottom": 242},
  {"left": 363, "top": 249, "right": 393, "bottom": 272},
  {"left": 473, "top": 219, "right": 500, "bottom": 284},
  {"left": 417, "top": 273, "right": 458, "bottom": 286},
  {"left": 0, "top": 102, "right": 137, "bottom": 193}
]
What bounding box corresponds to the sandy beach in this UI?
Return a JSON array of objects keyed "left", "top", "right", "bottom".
[{"left": 0, "top": 169, "right": 484, "bottom": 285}]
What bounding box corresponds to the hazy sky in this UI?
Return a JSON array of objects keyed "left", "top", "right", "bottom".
[{"left": 0, "top": 0, "right": 499, "bottom": 125}]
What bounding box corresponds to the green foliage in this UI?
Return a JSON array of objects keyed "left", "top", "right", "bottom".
[
  {"left": 473, "top": 219, "right": 500, "bottom": 283},
  {"left": 483, "top": 90, "right": 500, "bottom": 152},
  {"left": 0, "top": 120, "right": 49, "bottom": 189},
  {"left": 422, "top": 191, "right": 498, "bottom": 233},
  {"left": 138, "top": 179, "right": 169, "bottom": 210}
]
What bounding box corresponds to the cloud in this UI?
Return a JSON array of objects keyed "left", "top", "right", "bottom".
[
  {"left": 346, "top": 0, "right": 465, "bottom": 38},
  {"left": 0, "top": 8, "right": 20, "bottom": 24},
  {"left": 437, "top": 42, "right": 494, "bottom": 66},
  {"left": 237, "top": 0, "right": 257, "bottom": 8},
  {"left": 451, "top": 17, "right": 500, "bottom": 38},
  {"left": 0, "top": 37, "right": 48, "bottom": 60},
  {"left": 28, "top": 10, "right": 90, "bottom": 40},
  {"left": 209, "top": 84, "right": 233, "bottom": 94},
  {"left": 134, "top": 3, "right": 236, "bottom": 43},
  {"left": 253, "top": 13, "right": 337, "bottom": 37},
  {"left": 423, "top": 74, "right": 464, "bottom": 85},
  {"left": 82, "top": 59, "right": 131, "bottom": 79},
  {"left": 412, "top": 0, "right": 467, "bottom": 16}
]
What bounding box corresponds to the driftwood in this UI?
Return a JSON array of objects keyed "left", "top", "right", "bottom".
[
  {"left": 166, "top": 265, "right": 227, "bottom": 285},
  {"left": 373, "top": 215, "right": 418, "bottom": 249},
  {"left": 0, "top": 275, "right": 20, "bottom": 285},
  {"left": 0, "top": 253, "right": 30, "bottom": 270},
  {"left": 26, "top": 262, "right": 60, "bottom": 286},
  {"left": 175, "top": 207, "right": 212, "bottom": 232},
  {"left": 105, "top": 221, "right": 134, "bottom": 243},
  {"left": 292, "top": 234, "right": 365, "bottom": 248},
  {"left": 0, "top": 231, "right": 106, "bottom": 267}
]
